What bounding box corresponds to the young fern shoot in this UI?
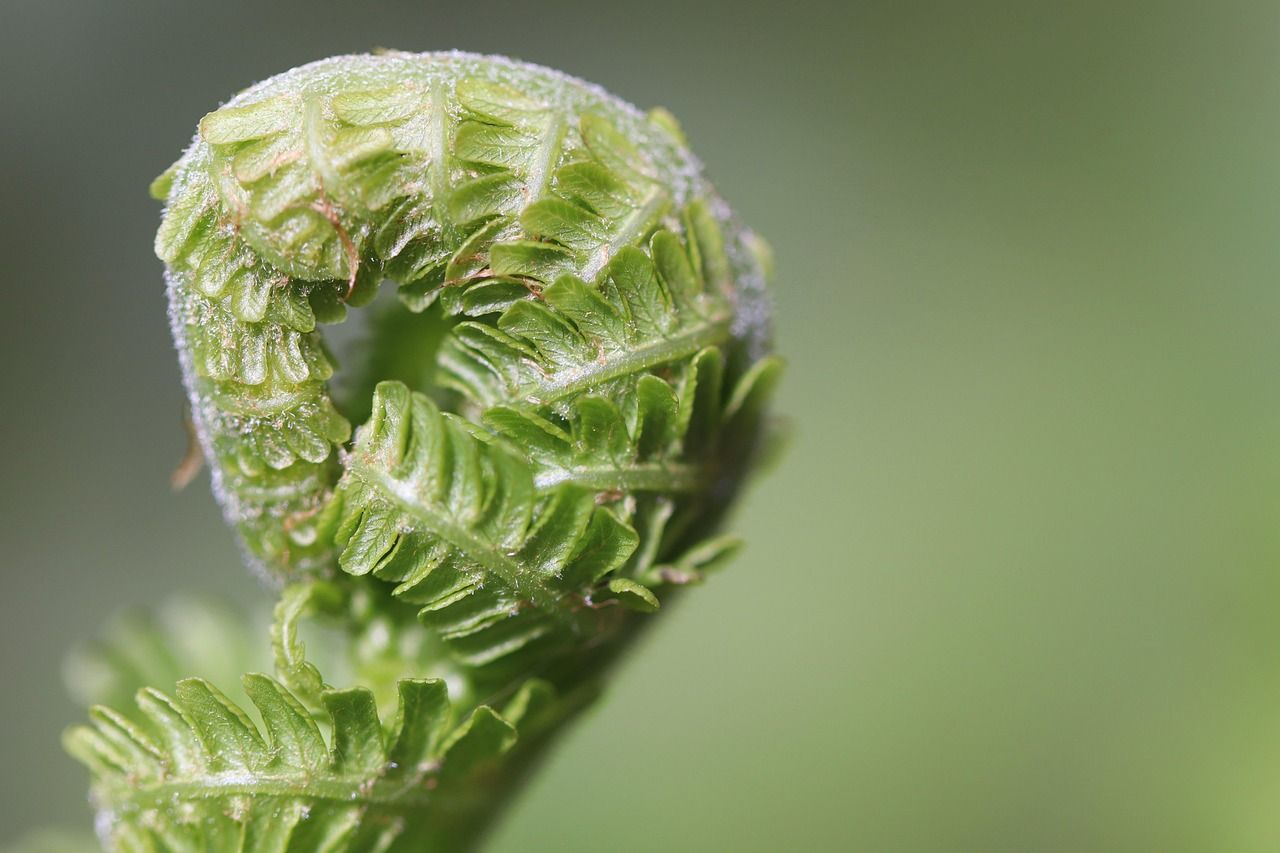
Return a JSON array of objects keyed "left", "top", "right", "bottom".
[{"left": 66, "top": 51, "right": 781, "bottom": 851}]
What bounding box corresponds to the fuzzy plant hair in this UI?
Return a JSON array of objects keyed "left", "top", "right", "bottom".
[{"left": 64, "top": 50, "right": 781, "bottom": 852}]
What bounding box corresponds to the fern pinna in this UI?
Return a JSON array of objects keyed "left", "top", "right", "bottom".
[{"left": 66, "top": 51, "right": 780, "bottom": 851}]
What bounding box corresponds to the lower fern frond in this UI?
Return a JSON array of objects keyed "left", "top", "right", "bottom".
[{"left": 66, "top": 670, "right": 567, "bottom": 852}]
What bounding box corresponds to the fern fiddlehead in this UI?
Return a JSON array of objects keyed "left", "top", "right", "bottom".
[{"left": 67, "top": 51, "right": 780, "bottom": 851}]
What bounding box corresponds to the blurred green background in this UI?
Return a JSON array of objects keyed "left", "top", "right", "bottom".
[{"left": 2, "top": 1, "right": 1278, "bottom": 850}]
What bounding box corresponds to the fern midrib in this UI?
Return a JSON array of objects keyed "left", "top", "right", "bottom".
[
  {"left": 209, "top": 383, "right": 325, "bottom": 417},
  {"left": 226, "top": 468, "right": 332, "bottom": 503},
  {"left": 93, "top": 770, "right": 476, "bottom": 812},
  {"left": 303, "top": 93, "right": 337, "bottom": 198},
  {"left": 525, "top": 315, "right": 731, "bottom": 405},
  {"left": 347, "top": 461, "right": 561, "bottom": 613},
  {"left": 582, "top": 186, "right": 669, "bottom": 281},
  {"left": 526, "top": 114, "right": 567, "bottom": 205},
  {"left": 533, "top": 461, "right": 705, "bottom": 492},
  {"left": 426, "top": 79, "right": 451, "bottom": 208}
]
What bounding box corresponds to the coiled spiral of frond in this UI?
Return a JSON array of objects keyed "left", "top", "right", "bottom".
[{"left": 67, "top": 52, "right": 779, "bottom": 851}]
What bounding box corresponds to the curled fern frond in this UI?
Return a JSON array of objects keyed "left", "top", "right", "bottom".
[{"left": 70, "top": 51, "right": 780, "bottom": 851}]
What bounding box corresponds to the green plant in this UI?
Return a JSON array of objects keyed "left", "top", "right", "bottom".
[{"left": 63, "top": 51, "right": 780, "bottom": 851}]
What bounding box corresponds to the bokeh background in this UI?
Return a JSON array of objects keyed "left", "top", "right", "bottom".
[{"left": 2, "top": 1, "right": 1278, "bottom": 850}]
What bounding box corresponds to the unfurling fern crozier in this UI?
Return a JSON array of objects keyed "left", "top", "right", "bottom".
[{"left": 67, "top": 51, "right": 780, "bottom": 851}]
